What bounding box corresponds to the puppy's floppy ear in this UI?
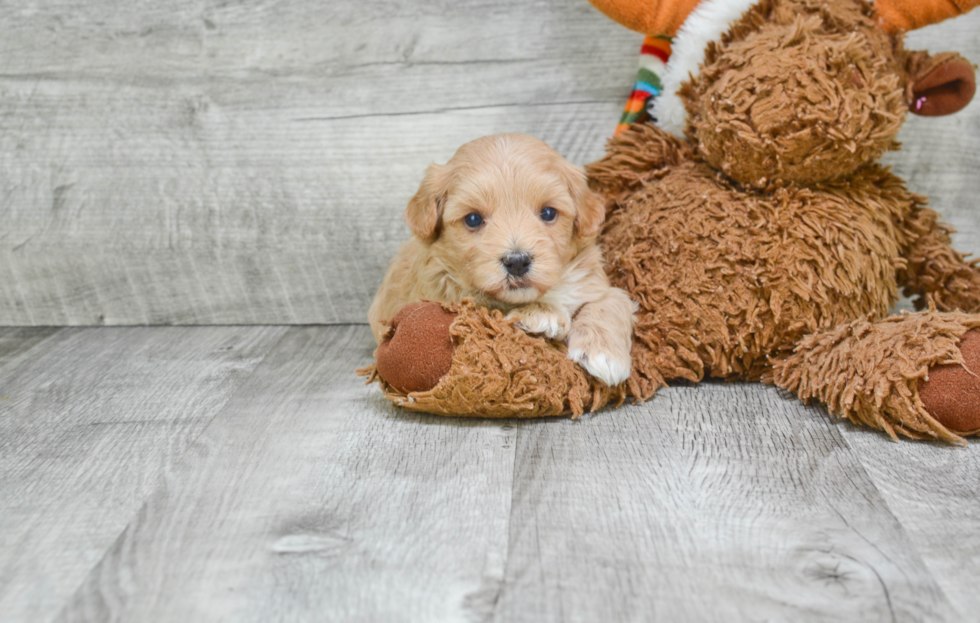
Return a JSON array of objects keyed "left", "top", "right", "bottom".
[
  {"left": 576, "top": 186, "right": 606, "bottom": 239},
  {"left": 560, "top": 162, "right": 605, "bottom": 239},
  {"left": 405, "top": 163, "right": 451, "bottom": 243}
]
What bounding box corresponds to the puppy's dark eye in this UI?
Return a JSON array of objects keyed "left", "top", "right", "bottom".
[
  {"left": 464, "top": 212, "right": 484, "bottom": 229},
  {"left": 540, "top": 207, "right": 558, "bottom": 222}
]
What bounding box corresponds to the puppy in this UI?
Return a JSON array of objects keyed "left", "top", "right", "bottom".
[{"left": 368, "top": 134, "right": 636, "bottom": 386}]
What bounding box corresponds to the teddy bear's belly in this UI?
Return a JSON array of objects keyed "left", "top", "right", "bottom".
[{"left": 602, "top": 162, "right": 910, "bottom": 380}]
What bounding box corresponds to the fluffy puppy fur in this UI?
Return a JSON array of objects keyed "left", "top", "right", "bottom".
[{"left": 369, "top": 134, "right": 637, "bottom": 385}]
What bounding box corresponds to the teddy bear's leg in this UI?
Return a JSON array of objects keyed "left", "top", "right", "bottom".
[
  {"left": 362, "top": 300, "right": 629, "bottom": 419},
  {"left": 899, "top": 205, "right": 980, "bottom": 313},
  {"left": 770, "top": 310, "right": 980, "bottom": 443}
]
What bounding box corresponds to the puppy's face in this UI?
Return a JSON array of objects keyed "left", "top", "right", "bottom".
[{"left": 405, "top": 134, "right": 605, "bottom": 305}]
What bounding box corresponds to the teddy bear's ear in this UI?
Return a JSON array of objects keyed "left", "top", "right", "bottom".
[
  {"left": 405, "top": 163, "right": 451, "bottom": 243},
  {"left": 905, "top": 51, "right": 977, "bottom": 117}
]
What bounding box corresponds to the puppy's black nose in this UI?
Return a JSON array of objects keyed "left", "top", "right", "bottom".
[{"left": 502, "top": 251, "right": 532, "bottom": 277}]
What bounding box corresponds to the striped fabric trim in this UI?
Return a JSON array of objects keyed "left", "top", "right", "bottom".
[{"left": 616, "top": 35, "right": 672, "bottom": 135}]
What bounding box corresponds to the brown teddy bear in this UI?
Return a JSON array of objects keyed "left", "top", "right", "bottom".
[{"left": 361, "top": 0, "right": 980, "bottom": 444}]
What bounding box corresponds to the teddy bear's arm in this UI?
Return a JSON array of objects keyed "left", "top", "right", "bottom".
[
  {"left": 898, "top": 204, "right": 980, "bottom": 313},
  {"left": 584, "top": 122, "right": 691, "bottom": 215}
]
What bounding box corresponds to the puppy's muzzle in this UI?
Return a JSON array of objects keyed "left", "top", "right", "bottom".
[{"left": 502, "top": 251, "right": 532, "bottom": 277}]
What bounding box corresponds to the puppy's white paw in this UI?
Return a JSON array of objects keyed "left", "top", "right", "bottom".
[
  {"left": 507, "top": 305, "right": 570, "bottom": 340},
  {"left": 567, "top": 347, "right": 631, "bottom": 386}
]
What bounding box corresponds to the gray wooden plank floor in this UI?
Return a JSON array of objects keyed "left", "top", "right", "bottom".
[
  {"left": 3, "top": 1, "right": 980, "bottom": 622},
  {"left": 493, "top": 387, "right": 954, "bottom": 623},
  {"left": 2, "top": 325, "right": 979, "bottom": 622},
  {"left": 0, "top": 2, "right": 978, "bottom": 324},
  {"left": 0, "top": 326, "right": 288, "bottom": 622},
  {"left": 0, "top": 0, "right": 631, "bottom": 325}
]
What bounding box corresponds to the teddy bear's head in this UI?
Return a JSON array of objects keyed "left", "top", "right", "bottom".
[
  {"left": 590, "top": 0, "right": 978, "bottom": 188},
  {"left": 684, "top": 0, "right": 974, "bottom": 187}
]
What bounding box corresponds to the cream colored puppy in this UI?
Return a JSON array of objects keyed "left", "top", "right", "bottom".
[{"left": 368, "top": 134, "right": 636, "bottom": 386}]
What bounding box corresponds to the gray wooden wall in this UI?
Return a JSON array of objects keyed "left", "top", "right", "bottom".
[{"left": 1, "top": 1, "right": 978, "bottom": 325}]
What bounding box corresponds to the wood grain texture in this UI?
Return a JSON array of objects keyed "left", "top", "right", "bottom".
[
  {"left": 2, "top": 2, "right": 975, "bottom": 324},
  {"left": 842, "top": 426, "right": 980, "bottom": 619},
  {"left": 0, "top": 325, "right": 286, "bottom": 623},
  {"left": 57, "top": 326, "right": 518, "bottom": 622},
  {"left": 0, "top": 327, "right": 61, "bottom": 371},
  {"left": 0, "top": 0, "right": 632, "bottom": 325},
  {"left": 492, "top": 383, "right": 957, "bottom": 623},
  {"left": 0, "top": 327, "right": 977, "bottom": 621}
]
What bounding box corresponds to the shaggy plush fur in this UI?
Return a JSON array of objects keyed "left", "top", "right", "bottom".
[
  {"left": 365, "top": 0, "right": 980, "bottom": 443},
  {"left": 682, "top": 0, "right": 907, "bottom": 187},
  {"left": 361, "top": 300, "right": 628, "bottom": 418},
  {"left": 651, "top": 0, "right": 760, "bottom": 136},
  {"left": 899, "top": 203, "right": 980, "bottom": 311},
  {"left": 594, "top": 138, "right": 920, "bottom": 386},
  {"left": 770, "top": 311, "right": 980, "bottom": 444}
]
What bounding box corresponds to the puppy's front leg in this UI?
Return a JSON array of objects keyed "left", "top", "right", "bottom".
[
  {"left": 506, "top": 302, "right": 571, "bottom": 341},
  {"left": 567, "top": 287, "right": 636, "bottom": 386}
]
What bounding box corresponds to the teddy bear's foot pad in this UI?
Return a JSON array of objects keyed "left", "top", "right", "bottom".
[
  {"left": 920, "top": 329, "right": 980, "bottom": 435},
  {"left": 771, "top": 311, "right": 980, "bottom": 443},
  {"left": 375, "top": 302, "right": 457, "bottom": 394}
]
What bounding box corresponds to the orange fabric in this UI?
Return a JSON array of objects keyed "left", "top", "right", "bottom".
[
  {"left": 874, "top": 0, "right": 980, "bottom": 32},
  {"left": 588, "top": 0, "right": 980, "bottom": 35},
  {"left": 587, "top": 0, "right": 702, "bottom": 35},
  {"left": 624, "top": 96, "right": 647, "bottom": 113}
]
